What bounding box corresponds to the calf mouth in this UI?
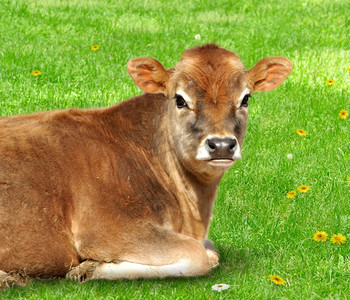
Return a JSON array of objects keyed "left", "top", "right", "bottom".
[{"left": 207, "top": 158, "right": 235, "bottom": 168}]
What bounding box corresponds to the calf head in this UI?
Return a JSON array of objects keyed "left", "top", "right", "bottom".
[{"left": 128, "top": 44, "right": 292, "bottom": 182}]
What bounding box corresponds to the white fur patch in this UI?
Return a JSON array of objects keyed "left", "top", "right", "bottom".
[
  {"left": 196, "top": 141, "right": 212, "bottom": 160},
  {"left": 92, "top": 260, "right": 191, "bottom": 279},
  {"left": 232, "top": 143, "right": 241, "bottom": 160}
]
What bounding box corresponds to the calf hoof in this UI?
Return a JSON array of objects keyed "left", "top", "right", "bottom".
[
  {"left": 204, "top": 240, "right": 219, "bottom": 270},
  {"left": 66, "top": 261, "right": 99, "bottom": 282},
  {"left": 0, "top": 270, "right": 28, "bottom": 290},
  {"left": 206, "top": 249, "right": 219, "bottom": 270}
]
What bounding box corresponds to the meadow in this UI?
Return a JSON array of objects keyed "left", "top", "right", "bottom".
[{"left": 0, "top": 0, "right": 349, "bottom": 298}]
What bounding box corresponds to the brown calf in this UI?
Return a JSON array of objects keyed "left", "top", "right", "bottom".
[{"left": 0, "top": 44, "right": 292, "bottom": 287}]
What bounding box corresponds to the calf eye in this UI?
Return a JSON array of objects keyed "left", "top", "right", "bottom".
[
  {"left": 174, "top": 94, "right": 188, "bottom": 109},
  {"left": 240, "top": 94, "right": 251, "bottom": 108}
]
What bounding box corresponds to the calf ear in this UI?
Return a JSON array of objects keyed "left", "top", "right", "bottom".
[
  {"left": 248, "top": 57, "right": 292, "bottom": 92},
  {"left": 127, "top": 58, "right": 169, "bottom": 94}
]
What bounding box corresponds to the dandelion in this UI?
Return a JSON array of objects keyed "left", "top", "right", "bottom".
[
  {"left": 31, "top": 70, "right": 41, "bottom": 76},
  {"left": 211, "top": 283, "right": 230, "bottom": 292},
  {"left": 269, "top": 275, "right": 286, "bottom": 286},
  {"left": 313, "top": 231, "right": 328, "bottom": 242},
  {"left": 339, "top": 109, "right": 348, "bottom": 119},
  {"left": 296, "top": 129, "right": 307, "bottom": 136},
  {"left": 286, "top": 191, "right": 296, "bottom": 198},
  {"left": 348, "top": 177, "right": 350, "bottom": 184},
  {"left": 195, "top": 34, "right": 201, "bottom": 40},
  {"left": 297, "top": 185, "right": 310, "bottom": 193},
  {"left": 330, "top": 233, "right": 347, "bottom": 245},
  {"left": 347, "top": 67, "right": 350, "bottom": 71},
  {"left": 91, "top": 45, "right": 100, "bottom": 51},
  {"left": 326, "top": 80, "right": 335, "bottom": 85}
]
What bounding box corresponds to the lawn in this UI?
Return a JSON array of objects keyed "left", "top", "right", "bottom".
[{"left": 1, "top": 0, "right": 350, "bottom": 298}]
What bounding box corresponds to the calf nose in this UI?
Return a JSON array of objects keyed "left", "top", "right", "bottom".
[{"left": 206, "top": 137, "right": 237, "bottom": 159}]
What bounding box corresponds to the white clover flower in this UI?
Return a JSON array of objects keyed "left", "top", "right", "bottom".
[
  {"left": 287, "top": 153, "right": 293, "bottom": 159},
  {"left": 195, "top": 34, "right": 201, "bottom": 40},
  {"left": 211, "top": 283, "right": 230, "bottom": 292}
]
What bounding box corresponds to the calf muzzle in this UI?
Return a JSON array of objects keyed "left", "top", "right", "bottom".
[{"left": 206, "top": 137, "right": 237, "bottom": 160}]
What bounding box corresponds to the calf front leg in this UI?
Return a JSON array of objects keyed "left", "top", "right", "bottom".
[{"left": 68, "top": 225, "right": 219, "bottom": 281}]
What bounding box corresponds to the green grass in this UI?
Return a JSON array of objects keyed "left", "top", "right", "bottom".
[{"left": 1, "top": 0, "right": 350, "bottom": 298}]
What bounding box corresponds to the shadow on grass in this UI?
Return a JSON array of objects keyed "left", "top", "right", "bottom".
[{"left": 214, "top": 244, "right": 260, "bottom": 274}]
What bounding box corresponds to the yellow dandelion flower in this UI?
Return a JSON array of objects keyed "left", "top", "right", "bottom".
[
  {"left": 339, "top": 110, "right": 348, "bottom": 119},
  {"left": 31, "top": 70, "right": 41, "bottom": 76},
  {"left": 296, "top": 129, "right": 307, "bottom": 136},
  {"left": 91, "top": 45, "right": 100, "bottom": 51},
  {"left": 326, "top": 80, "right": 335, "bottom": 85},
  {"left": 330, "top": 233, "right": 346, "bottom": 245},
  {"left": 269, "top": 275, "right": 286, "bottom": 286},
  {"left": 286, "top": 191, "right": 296, "bottom": 198},
  {"left": 347, "top": 67, "right": 350, "bottom": 71},
  {"left": 297, "top": 185, "right": 310, "bottom": 193},
  {"left": 313, "top": 231, "right": 328, "bottom": 242},
  {"left": 348, "top": 177, "right": 350, "bottom": 184}
]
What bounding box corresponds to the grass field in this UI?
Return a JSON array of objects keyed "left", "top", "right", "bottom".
[{"left": 1, "top": 0, "right": 350, "bottom": 298}]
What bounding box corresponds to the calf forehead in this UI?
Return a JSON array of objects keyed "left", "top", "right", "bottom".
[{"left": 174, "top": 45, "right": 247, "bottom": 104}]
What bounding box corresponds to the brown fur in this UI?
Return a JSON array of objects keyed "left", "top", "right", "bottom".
[{"left": 0, "top": 44, "right": 292, "bottom": 285}]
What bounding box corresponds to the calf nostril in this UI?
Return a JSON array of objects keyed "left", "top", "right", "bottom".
[
  {"left": 207, "top": 139, "right": 216, "bottom": 151},
  {"left": 229, "top": 139, "right": 237, "bottom": 151}
]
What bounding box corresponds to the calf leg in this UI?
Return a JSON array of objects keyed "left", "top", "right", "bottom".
[
  {"left": 68, "top": 259, "right": 202, "bottom": 281},
  {"left": 68, "top": 226, "right": 219, "bottom": 281},
  {"left": 90, "top": 257, "right": 213, "bottom": 280},
  {"left": 90, "top": 240, "right": 219, "bottom": 280},
  {"left": 69, "top": 248, "right": 218, "bottom": 281}
]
